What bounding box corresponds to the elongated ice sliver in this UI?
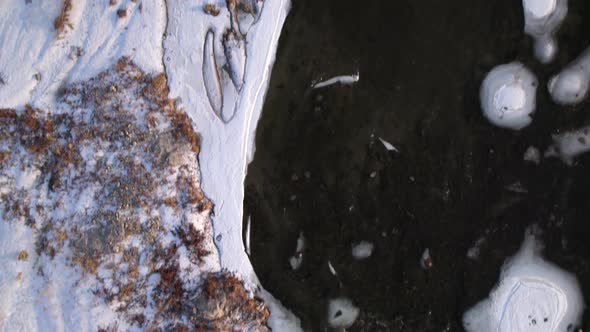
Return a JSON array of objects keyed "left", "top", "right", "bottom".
[
  {"left": 245, "top": 215, "right": 251, "bottom": 255},
  {"left": 223, "top": 29, "right": 246, "bottom": 91},
  {"left": 203, "top": 29, "right": 223, "bottom": 118},
  {"left": 312, "top": 73, "right": 359, "bottom": 89}
]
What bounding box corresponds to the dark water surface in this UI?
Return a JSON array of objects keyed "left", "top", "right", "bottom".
[{"left": 244, "top": 0, "right": 590, "bottom": 330}]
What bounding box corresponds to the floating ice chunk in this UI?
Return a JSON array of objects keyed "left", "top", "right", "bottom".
[
  {"left": 548, "top": 47, "right": 590, "bottom": 105},
  {"left": 203, "top": 29, "right": 223, "bottom": 117},
  {"left": 463, "top": 228, "right": 584, "bottom": 332},
  {"left": 505, "top": 182, "right": 528, "bottom": 194},
  {"left": 328, "top": 260, "right": 338, "bottom": 276},
  {"left": 244, "top": 215, "right": 251, "bottom": 256},
  {"left": 480, "top": 63, "right": 537, "bottom": 130},
  {"left": 420, "top": 248, "right": 433, "bottom": 269},
  {"left": 378, "top": 137, "right": 399, "bottom": 152},
  {"left": 312, "top": 72, "right": 359, "bottom": 89},
  {"left": 327, "top": 297, "right": 360, "bottom": 329},
  {"left": 522, "top": 0, "right": 568, "bottom": 63},
  {"left": 289, "top": 232, "right": 305, "bottom": 270},
  {"left": 524, "top": 146, "right": 541, "bottom": 164},
  {"left": 545, "top": 126, "right": 590, "bottom": 165},
  {"left": 467, "top": 237, "right": 486, "bottom": 260},
  {"left": 524, "top": 0, "right": 557, "bottom": 18},
  {"left": 351, "top": 241, "right": 374, "bottom": 260}
]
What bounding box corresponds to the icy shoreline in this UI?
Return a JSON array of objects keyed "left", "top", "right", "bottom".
[{"left": 0, "top": 0, "right": 299, "bottom": 330}]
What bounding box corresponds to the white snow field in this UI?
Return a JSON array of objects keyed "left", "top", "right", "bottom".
[
  {"left": 463, "top": 227, "right": 585, "bottom": 332},
  {"left": 0, "top": 0, "right": 300, "bottom": 331}
]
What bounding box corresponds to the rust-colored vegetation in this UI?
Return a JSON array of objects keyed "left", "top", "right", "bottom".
[
  {"left": 203, "top": 4, "right": 220, "bottom": 16},
  {"left": 192, "top": 272, "right": 271, "bottom": 331},
  {"left": 174, "top": 221, "right": 210, "bottom": 265},
  {"left": 54, "top": 0, "right": 73, "bottom": 37}
]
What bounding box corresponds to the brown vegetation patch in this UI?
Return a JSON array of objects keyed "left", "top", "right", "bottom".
[
  {"left": 54, "top": 0, "right": 73, "bottom": 37},
  {"left": 0, "top": 58, "right": 269, "bottom": 330},
  {"left": 203, "top": 4, "right": 220, "bottom": 16}
]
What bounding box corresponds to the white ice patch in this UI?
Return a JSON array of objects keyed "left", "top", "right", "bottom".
[
  {"left": 312, "top": 73, "right": 359, "bottom": 89},
  {"left": 524, "top": 146, "right": 541, "bottom": 164},
  {"left": 351, "top": 241, "right": 374, "bottom": 260},
  {"left": 378, "top": 137, "right": 399, "bottom": 152},
  {"left": 522, "top": 0, "right": 567, "bottom": 63},
  {"left": 327, "top": 297, "right": 360, "bottom": 329},
  {"left": 0, "top": 0, "right": 166, "bottom": 109},
  {"left": 289, "top": 232, "right": 305, "bottom": 270},
  {"left": 14, "top": 165, "right": 40, "bottom": 190},
  {"left": 480, "top": 62, "right": 537, "bottom": 130},
  {"left": 467, "top": 237, "right": 486, "bottom": 260},
  {"left": 463, "top": 228, "right": 584, "bottom": 332},
  {"left": 545, "top": 126, "right": 590, "bottom": 165},
  {"left": 548, "top": 47, "right": 590, "bottom": 105}
]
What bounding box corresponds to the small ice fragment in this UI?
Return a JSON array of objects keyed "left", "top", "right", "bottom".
[
  {"left": 327, "top": 297, "right": 359, "bottom": 329},
  {"left": 289, "top": 255, "right": 302, "bottom": 270},
  {"left": 328, "top": 260, "right": 337, "bottom": 276},
  {"left": 351, "top": 241, "right": 374, "bottom": 260},
  {"left": 548, "top": 47, "right": 590, "bottom": 105},
  {"left": 378, "top": 137, "right": 399, "bottom": 152},
  {"left": 295, "top": 232, "right": 305, "bottom": 252},
  {"left": 545, "top": 126, "right": 590, "bottom": 165},
  {"left": 312, "top": 72, "right": 359, "bottom": 89},
  {"left": 244, "top": 215, "right": 251, "bottom": 256},
  {"left": 289, "top": 232, "right": 305, "bottom": 270},
  {"left": 522, "top": 0, "right": 567, "bottom": 63},
  {"left": 480, "top": 62, "right": 537, "bottom": 130},
  {"left": 524, "top": 146, "right": 541, "bottom": 164},
  {"left": 466, "top": 237, "right": 486, "bottom": 260},
  {"left": 462, "top": 227, "right": 585, "bottom": 332},
  {"left": 420, "top": 248, "right": 433, "bottom": 269},
  {"left": 505, "top": 182, "right": 528, "bottom": 194}
]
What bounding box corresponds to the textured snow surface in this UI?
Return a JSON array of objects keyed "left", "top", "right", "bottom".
[
  {"left": 463, "top": 228, "right": 584, "bottom": 332},
  {"left": 0, "top": 0, "right": 299, "bottom": 330}
]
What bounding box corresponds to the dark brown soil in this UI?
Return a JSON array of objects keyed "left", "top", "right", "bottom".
[{"left": 245, "top": 0, "right": 590, "bottom": 330}]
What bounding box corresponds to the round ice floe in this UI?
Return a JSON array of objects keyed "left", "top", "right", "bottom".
[
  {"left": 463, "top": 228, "right": 584, "bottom": 332},
  {"left": 327, "top": 297, "right": 359, "bottom": 329},
  {"left": 480, "top": 63, "right": 538, "bottom": 130},
  {"left": 522, "top": 0, "right": 567, "bottom": 63},
  {"left": 548, "top": 48, "right": 590, "bottom": 105}
]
